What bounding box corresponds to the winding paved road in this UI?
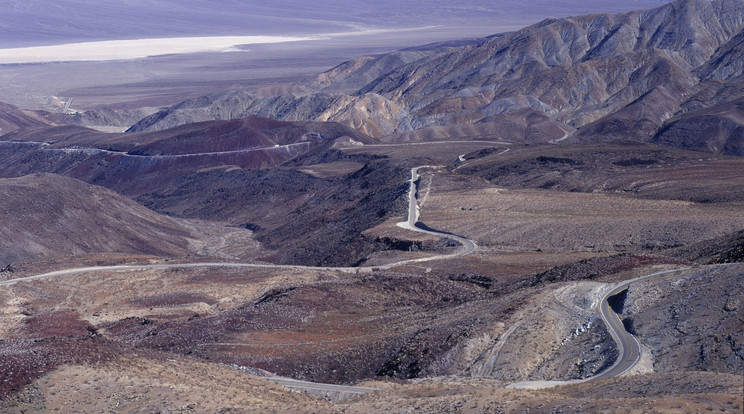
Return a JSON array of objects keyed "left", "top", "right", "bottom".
[
  {"left": 594, "top": 284, "right": 642, "bottom": 380},
  {"left": 0, "top": 139, "right": 310, "bottom": 159},
  {"left": 0, "top": 165, "right": 476, "bottom": 288},
  {"left": 0, "top": 164, "right": 481, "bottom": 398},
  {"left": 453, "top": 148, "right": 510, "bottom": 171},
  {"left": 0, "top": 167, "right": 477, "bottom": 287},
  {"left": 507, "top": 266, "right": 691, "bottom": 389},
  {"left": 0, "top": 262, "right": 372, "bottom": 286},
  {"left": 394, "top": 166, "right": 477, "bottom": 259},
  {"left": 591, "top": 267, "right": 690, "bottom": 381},
  {"left": 1, "top": 161, "right": 678, "bottom": 393}
]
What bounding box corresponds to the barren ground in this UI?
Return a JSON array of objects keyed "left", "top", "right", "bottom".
[
  {"left": 1, "top": 4, "right": 743, "bottom": 408},
  {"left": 420, "top": 168, "right": 744, "bottom": 254}
]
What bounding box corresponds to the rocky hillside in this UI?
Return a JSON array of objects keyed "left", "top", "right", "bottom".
[
  {"left": 449, "top": 141, "right": 744, "bottom": 203},
  {"left": 138, "top": 151, "right": 409, "bottom": 267},
  {"left": 5, "top": 115, "right": 374, "bottom": 153},
  {"left": 651, "top": 97, "right": 744, "bottom": 155},
  {"left": 618, "top": 264, "right": 743, "bottom": 374},
  {"left": 0, "top": 116, "right": 405, "bottom": 267},
  {"left": 117, "top": 0, "right": 744, "bottom": 155},
  {"left": 0, "top": 102, "right": 59, "bottom": 136},
  {"left": 0, "top": 116, "right": 373, "bottom": 196},
  {"left": 125, "top": 89, "right": 414, "bottom": 139},
  {"left": 0, "top": 174, "right": 201, "bottom": 264}
]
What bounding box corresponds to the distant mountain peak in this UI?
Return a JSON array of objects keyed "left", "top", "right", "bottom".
[{"left": 76, "top": 0, "right": 744, "bottom": 155}]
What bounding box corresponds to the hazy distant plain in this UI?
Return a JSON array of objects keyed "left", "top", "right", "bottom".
[
  {"left": 0, "top": 0, "right": 668, "bottom": 110},
  {"left": 1, "top": 0, "right": 668, "bottom": 48}
]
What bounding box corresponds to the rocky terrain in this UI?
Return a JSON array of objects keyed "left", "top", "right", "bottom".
[
  {"left": 0, "top": 0, "right": 743, "bottom": 412},
  {"left": 0, "top": 174, "right": 205, "bottom": 265},
  {"left": 0, "top": 102, "right": 61, "bottom": 135},
  {"left": 0, "top": 118, "right": 410, "bottom": 267},
  {"left": 0, "top": 116, "right": 374, "bottom": 196},
  {"left": 138, "top": 154, "right": 410, "bottom": 267},
  {"left": 450, "top": 140, "right": 744, "bottom": 202},
  {"left": 618, "top": 265, "right": 743, "bottom": 374},
  {"left": 420, "top": 168, "right": 744, "bottom": 254}
]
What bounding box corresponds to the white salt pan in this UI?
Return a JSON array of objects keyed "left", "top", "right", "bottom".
[{"left": 0, "top": 36, "right": 313, "bottom": 64}]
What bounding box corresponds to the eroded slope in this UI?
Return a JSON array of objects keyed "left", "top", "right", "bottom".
[{"left": 0, "top": 174, "right": 202, "bottom": 265}]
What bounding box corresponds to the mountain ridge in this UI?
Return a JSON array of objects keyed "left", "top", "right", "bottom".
[
  {"left": 108, "top": 0, "right": 744, "bottom": 155},
  {"left": 0, "top": 173, "right": 201, "bottom": 264}
]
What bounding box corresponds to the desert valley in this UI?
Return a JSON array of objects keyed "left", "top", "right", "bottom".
[{"left": 0, "top": 0, "right": 742, "bottom": 412}]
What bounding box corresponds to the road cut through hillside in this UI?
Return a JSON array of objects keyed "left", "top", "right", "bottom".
[{"left": 507, "top": 267, "right": 692, "bottom": 389}]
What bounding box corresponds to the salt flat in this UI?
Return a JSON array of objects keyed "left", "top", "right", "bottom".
[
  {"left": 0, "top": 26, "right": 450, "bottom": 65},
  {"left": 0, "top": 36, "right": 315, "bottom": 64}
]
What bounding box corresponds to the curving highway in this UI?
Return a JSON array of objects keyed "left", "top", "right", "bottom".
[
  {"left": 0, "top": 139, "right": 311, "bottom": 159},
  {"left": 0, "top": 165, "right": 485, "bottom": 398},
  {"left": 394, "top": 166, "right": 477, "bottom": 258},
  {"left": 0, "top": 263, "right": 321, "bottom": 286},
  {"left": 0, "top": 167, "right": 477, "bottom": 287},
  {"left": 508, "top": 267, "right": 691, "bottom": 389},
  {"left": 453, "top": 148, "right": 510, "bottom": 171},
  {"left": 0, "top": 165, "right": 476, "bottom": 288},
  {"left": 3, "top": 161, "right": 676, "bottom": 391},
  {"left": 591, "top": 267, "right": 690, "bottom": 381},
  {"left": 593, "top": 284, "right": 642, "bottom": 380}
]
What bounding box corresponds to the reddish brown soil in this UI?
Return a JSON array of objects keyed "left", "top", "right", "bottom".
[
  {"left": 0, "top": 337, "right": 120, "bottom": 400},
  {"left": 16, "top": 310, "right": 92, "bottom": 339},
  {"left": 129, "top": 293, "right": 216, "bottom": 308}
]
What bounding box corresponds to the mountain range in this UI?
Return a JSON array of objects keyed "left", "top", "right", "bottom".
[{"left": 88, "top": 0, "right": 744, "bottom": 155}]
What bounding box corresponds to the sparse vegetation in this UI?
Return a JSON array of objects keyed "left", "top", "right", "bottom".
[{"left": 1, "top": 0, "right": 743, "bottom": 412}]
